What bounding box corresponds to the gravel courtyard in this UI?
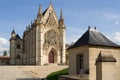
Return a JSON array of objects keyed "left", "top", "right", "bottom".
[{"left": 0, "top": 64, "right": 68, "bottom": 80}]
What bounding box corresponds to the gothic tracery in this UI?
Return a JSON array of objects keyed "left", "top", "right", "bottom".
[{"left": 44, "top": 30, "right": 58, "bottom": 46}]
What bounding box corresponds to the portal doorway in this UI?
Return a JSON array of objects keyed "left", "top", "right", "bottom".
[{"left": 48, "top": 51, "right": 54, "bottom": 63}]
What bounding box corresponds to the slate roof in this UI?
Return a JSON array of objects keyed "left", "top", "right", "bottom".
[
  {"left": 43, "top": 8, "right": 47, "bottom": 16},
  {"left": 68, "top": 28, "right": 119, "bottom": 49},
  {"left": 11, "top": 30, "right": 15, "bottom": 34},
  {"left": 16, "top": 34, "right": 21, "bottom": 39},
  {"left": 10, "top": 34, "right": 21, "bottom": 41}
]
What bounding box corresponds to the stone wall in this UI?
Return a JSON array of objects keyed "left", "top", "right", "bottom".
[
  {"left": 68, "top": 46, "right": 89, "bottom": 75},
  {"left": 59, "top": 74, "right": 89, "bottom": 80},
  {"left": 68, "top": 45, "right": 120, "bottom": 80},
  {"left": 89, "top": 46, "right": 120, "bottom": 80}
]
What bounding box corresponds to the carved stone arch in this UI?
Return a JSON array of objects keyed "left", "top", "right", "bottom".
[
  {"left": 44, "top": 27, "right": 60, "bottom": 35},
  {"left": 47, "top": 46, "right": 58, "bottom": 55},
  {"left": 47, "top": 47, "right": 58, "bottom": 63}
]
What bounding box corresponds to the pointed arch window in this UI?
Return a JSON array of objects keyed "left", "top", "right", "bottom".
[
  {"left": 16, "top": 54, "right": 21, "bottom": 59},
  {"left": 17, "top": 42, "right": 21, "bottom": 49}
]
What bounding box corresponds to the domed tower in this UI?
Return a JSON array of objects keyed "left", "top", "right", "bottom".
[
  {"left": 10, "top": 29, "right": 23, "bottom": 65},
  {"left": 10, "top": 29, "right": 16, "bottom": 65}
]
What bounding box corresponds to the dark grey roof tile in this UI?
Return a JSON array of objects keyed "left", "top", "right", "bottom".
[{"left": 68, "top": 28, "right": 119, "bottom": 49}]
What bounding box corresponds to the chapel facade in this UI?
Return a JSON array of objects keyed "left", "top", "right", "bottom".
[{"left": 10, "top": 3, "right": 66, "bottom": 65}]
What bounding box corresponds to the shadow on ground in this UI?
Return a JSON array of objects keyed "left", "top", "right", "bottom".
[{"left": 16, "top": 78, "right": 42, "bottom": 80}]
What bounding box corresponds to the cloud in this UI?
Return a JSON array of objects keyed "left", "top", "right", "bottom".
[
  {"left": 0, "top": 37, "right": 9, "bottom": 55},
  {"left": 0, "top": 37, "right": 9, "bottom": 45},
  {"left": 103, "top": 14, "right": 120, "bottom": 20},
  {"left": 102, "top": 13, "right": 120, "bottom": 25},
  {"left": 111, "top": 32, "right": 120, "bottom": 44},
  {"left": 115, "top": 21, "right": 120, "bottom": 25}
]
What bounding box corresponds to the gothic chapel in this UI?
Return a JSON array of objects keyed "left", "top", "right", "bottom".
[{"left": 10, "top": 3, "right": 66, "bottom": 65}]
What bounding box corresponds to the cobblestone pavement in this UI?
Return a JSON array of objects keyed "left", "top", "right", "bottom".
[{"left": 0, "top": 64, "right": 68, "bottom": 80}]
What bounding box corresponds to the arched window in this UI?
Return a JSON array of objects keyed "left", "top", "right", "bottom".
[
  {"left": 16, "top": 54, "right": 21, "bottom": 59},
  {"left": 17, "top": 42, "right": 20, "bottom": 49}
]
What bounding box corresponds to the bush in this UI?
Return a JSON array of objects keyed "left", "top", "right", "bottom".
[{"left": 47, "top": 68, "right": 68, "bottom": 80}]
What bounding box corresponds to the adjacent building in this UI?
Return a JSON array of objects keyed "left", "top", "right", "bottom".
[
  {"left": 10, "top": 3, "right": 66, "bottom": 65},
  {"left": 60, "top": 27, "right": 120, "bottom": 80},
  {"left": 0, "top": 56, "right": 10, "bottom": 65}
]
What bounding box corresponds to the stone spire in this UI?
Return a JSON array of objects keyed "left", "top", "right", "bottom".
[
  {"left": 37, "top": 5, "right": 43, "bottom": 23},
  {"left": 60, "top": 9, "right": 63, "bottom": 19},
  {"left": 39, "top": 5, "right": 42, "bottom": 13},
  {"left": 59, "top": 9, "right": 64, "bottom": 27},
  {"left": 49, "top": 1, "right": 53, "bottom": 8},
  {"left": 11, "top": 27, "right": 16, "bottom": 37}
]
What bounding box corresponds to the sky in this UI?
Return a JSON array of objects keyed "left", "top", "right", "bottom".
[{"left": 0, "top": 0, "right": 120, "bottom": 55}]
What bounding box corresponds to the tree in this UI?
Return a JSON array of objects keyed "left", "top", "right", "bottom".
[{"left": 3, "top": 50, "right": 7, "bottom": 56}]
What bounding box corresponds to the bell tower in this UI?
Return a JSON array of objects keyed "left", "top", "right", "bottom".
[{"left": 10, "top": 29, "right": 16, "bottom": 65}]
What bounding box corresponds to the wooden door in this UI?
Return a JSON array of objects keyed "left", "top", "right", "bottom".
[{"left": 49, "top": 51, "right": 54, "bottom": 63}]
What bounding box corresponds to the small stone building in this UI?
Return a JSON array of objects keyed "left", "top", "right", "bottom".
[
  {"left": 0, "top": 56, "right": 10, "bottom": 65},
  {"left": 62, "top": 27, "right": 120, "bottom": 80},
  {"left": 10, "top": 3, "right": 66, "bottom": 65}
]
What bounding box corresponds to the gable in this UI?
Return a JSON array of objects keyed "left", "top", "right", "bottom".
[
  {"left": 45, "top": 12, "right": 58, "bottom": 27},
  {"left": 42, "top": 4, "right": 58, "bottom": 26}
]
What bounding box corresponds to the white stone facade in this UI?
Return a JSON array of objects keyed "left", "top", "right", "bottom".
[{"left": 10, "top": 3, "right": 66, "bottom": 65}]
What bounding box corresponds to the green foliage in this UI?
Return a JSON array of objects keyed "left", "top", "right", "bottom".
[
  {"left": 47, "top": 68, "right": 68, "bottom": 80},
  {"left": 3, "top": 50, "right": 7, "bottom": 56}
]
